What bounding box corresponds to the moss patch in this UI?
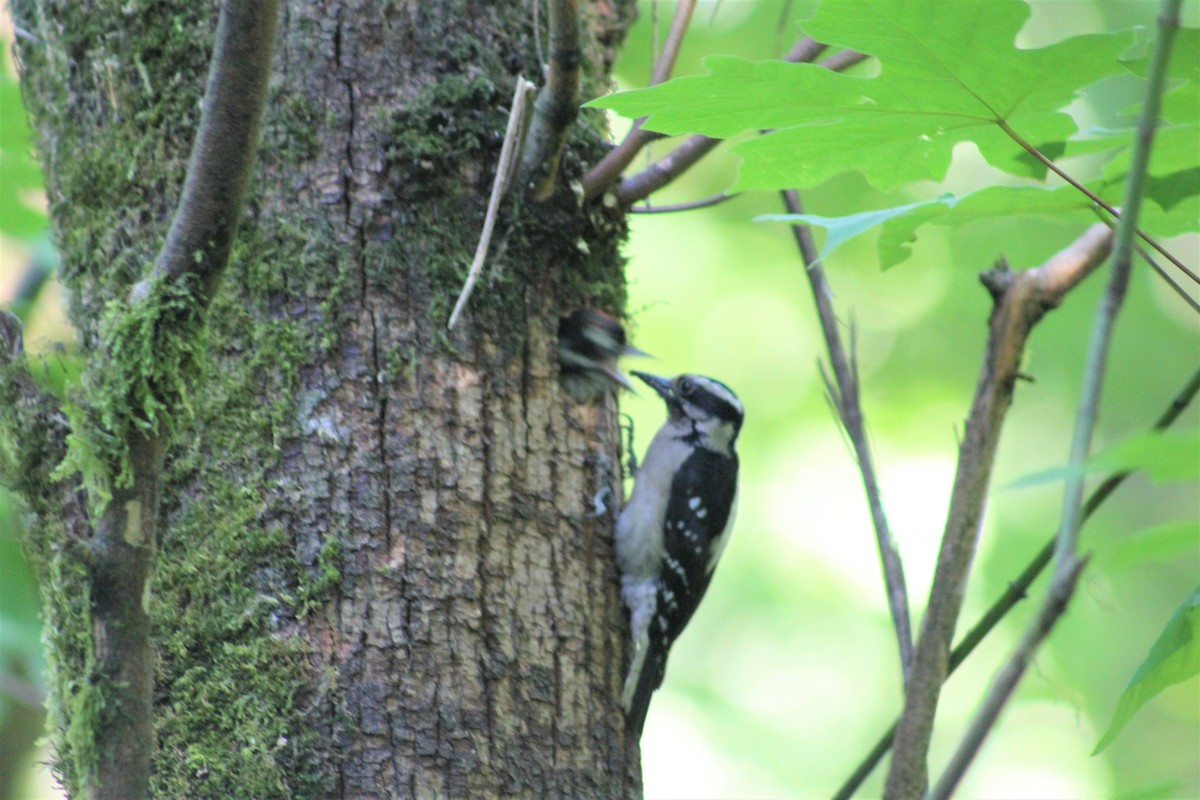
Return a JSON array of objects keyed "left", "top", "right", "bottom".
[
  {"left": 39, "top": 544, "right": 99, "bottom": 794},
  {"left": 147, "top": 218, "right": 346, "bottom": 798},
  {"left": 55, "top": 277, "right": 207, "bottom": 512},
  {"left": 12, "top": 0, "right": 216, "bottom": 331}
]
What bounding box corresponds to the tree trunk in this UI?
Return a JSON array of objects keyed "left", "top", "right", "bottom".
[{"left": 11, "top": 1, "right": 640, "bottom": 796}]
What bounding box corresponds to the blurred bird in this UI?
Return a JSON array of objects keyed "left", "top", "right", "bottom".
[{"left": 557, "top": 309, "right": 650, "bottom": 402}]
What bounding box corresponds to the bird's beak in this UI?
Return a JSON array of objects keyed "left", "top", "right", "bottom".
[
  {"left": 601, "top": 364, "right": 638, "bottom": 393},
  {"left": 622, "top": 344, "right": 652, "bottom": 359},
  {"left": 631, "top": 372, "right": 674, "bottom": 404}
]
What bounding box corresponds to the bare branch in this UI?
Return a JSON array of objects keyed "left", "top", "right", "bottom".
[
  {"left": 1090, "top": 208, "right": 1200, "bottom": 314},
  {"left": 650, "top": 0, "right": 699, "bottom": 86},
  {"left": 519, "top": 0, "right": 580, "bottom": 199},
  {"left": 926, "top": 5, "right": 1185, "bottom": 795},
  {"left": 607, "top": 48, "right": 868, "bottom": 207},
  {"left": 781, "top": 190, "right": 914, "bottom": 683},
  {"left": 628, "top": 191, "right": 739, "bottom": 214},
  {"left": 927, "top": 560, "right": 1088, "bottom": 800},
  {"left": 998, "top": 120, "right": 1190, "bottom": 284},
  {"left": 1052, "top": 1, "right": 1179, "bottom": 588},
  {"left": 85, "top": 3, "right": 280, "bottom": 798},
  {"left": 832, "top": 362, "right": 1200, "bottom": 800},
  {"left": 0, "top": 668, "right": 45, "bottom": 709},
  {"left": 581, "top": 0, "right": 700, "bottom": 202},
  {"left": 1137, "top": 243, "right": 1200, "bottom": 313},
  {"left": 818, "top": 48, "right": 869, "bottom": 72},
  {"left": 884, "top": 223, "right": 1113, "bottom": 799},
  {"left": 610, "top": 132, "right": 722, "bottom": 206},
  {"left": 142, "top": 0, "right": 281, "bottom": 304}
]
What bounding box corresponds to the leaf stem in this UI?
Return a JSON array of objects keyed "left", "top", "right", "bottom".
[{"left": 997, "top": 120, "right": 1191, "bottom": 284}]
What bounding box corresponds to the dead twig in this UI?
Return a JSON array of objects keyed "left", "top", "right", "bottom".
[
  {"left": 781, "top": 189, "right": 914, "bottom": 683},
  {"left": 884, "top": 223, "right": 1113, "bottom": 799},
  {"left": 448, "top": 77, "right": 537, "bottom": 329}
]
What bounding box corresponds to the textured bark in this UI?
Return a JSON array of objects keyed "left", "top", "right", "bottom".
[{"left": 13, "top": 1, "right": 639, "bottom": 796}]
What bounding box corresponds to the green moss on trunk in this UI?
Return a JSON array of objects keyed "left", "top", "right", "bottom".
[{"left": 12, "top": 0, "right": 638, "bottom": 794}]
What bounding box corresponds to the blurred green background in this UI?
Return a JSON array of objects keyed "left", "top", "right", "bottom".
[{"left": 2, "top": 2, "right": 1198, "bottom": 798}]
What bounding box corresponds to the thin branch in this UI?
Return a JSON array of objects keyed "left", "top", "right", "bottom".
[
  {"left": 610, "top": 132, "right": 722, "bottom": 206},
  {"left": 448, "top": 77, "right": 537, "bottom": 329},
  {"left": 628, "top": 191, "right": 739, "bottom": 214},
  {"left": 927, "top": 558, "right": 1088, "bottom": 800},
  {"left": 141, "top": 0, "right": 280, "bottom": 304},
  {"left": 831, "top": 364, "right": 1200, "bottom": 800},
  {"left": 86, "top": 4, "right": 280, "bottom": 799},
  {"left": 1055, "top": 0, "right": 1178, "bottom": 589},
  {"left": 781, "top": 189, "right": 914, "bottom": 684},
  {"left": 1137, "top": 245, "right": 1200, "bottom": 314},
  {"left": 581, "top": 0, "right": 699, "bottom": 202},
  {"left": 583, "top": 37, "right": 837, "bottom": 204},
  {"left": 783, "top": 37, "right": 838, "bottom": 70},
  {"left": 1139, "top": 241, "right": 1200, "bottom": 314},
  {"left": 884, "top": 224, "right": 1114, "bottom": 799},
  {"left": 928, "top": 4, "right": 1184, "bottom": 795},
  {"left": 609, "top": 48, "right": 868, "bottom": 207},
  {"left": 519, "top": 0, "right": 580, "bottom": 199},
  {"left": 649, "top": 0, "right": 698, "bottom": 86},
  {"left": 997, "top": 120, "right": 1191, "bottom": 284},
  {"left": 532, "top": 0, "right": 544, "bottom": 69},
  {"left": 1091, "top": 208, "right": 1200, "bottom": 315},
  {"left": 818, "top": 48, "right": 869, "bottom": 72}
]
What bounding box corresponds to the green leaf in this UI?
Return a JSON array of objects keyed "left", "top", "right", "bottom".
[
  {"left": 1103, "top": 520, "right": 1200, "bottom": 570},
  {"left": 760, "top": 184, "right": 1099, "bottom": 269},
  {"left": 1093, "top": 585, "right": 1200, "bottom": 754},
  {"left": 1123, "top": 26, "right": 1198, "bottom": 125},
  {"left": 1097, "top": 123, "right": 1200, "bottom": 229},
  {"left": 1005, "top": 429, "right": 1200, "bottom": 492},
  {"left": 757, "top": 196, "right": 953, "bottom": 265},
  {"left": 1092, "top": 429, "right": 1200, "bottom": 483},
  {"left": 1002, "top": 462, "right": 1099, "bottom": 492},
  {"left": 1103, "top": 123, "right": 1200, "bottom": 188},
  {"left": 587, "top": 0, "right": 1133, "bottom": 192},
  {"left": 1108, "top": 26, "right": 1200, "bottom": 230}
]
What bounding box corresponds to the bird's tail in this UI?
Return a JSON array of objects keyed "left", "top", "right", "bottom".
[{"left": 622, "top": 638, "right": 667, "bottom": 739}]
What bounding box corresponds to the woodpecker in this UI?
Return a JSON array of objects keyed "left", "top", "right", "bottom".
[
  {"left": 557, "top": 309, "right": 649, "bottom": 402},
  {"left": 615, "top": 371, "right": 743, "bottom": 737}
]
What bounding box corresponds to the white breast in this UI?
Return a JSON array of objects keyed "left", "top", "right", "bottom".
[{"left": 615, "top": 426, "right": 686, "bottom": 580}]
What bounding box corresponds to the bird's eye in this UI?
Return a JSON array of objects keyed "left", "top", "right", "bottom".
[{"left": 679, "top": 378, "right": 696, "bottom": 397}]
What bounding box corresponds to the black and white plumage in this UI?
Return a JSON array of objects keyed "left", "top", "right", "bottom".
[
  {"left": 616, "top": 371, "right": 743, "bottom": 737},
  {"left": 557, "top": 309, "right": 649, "bottom": 402}
]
